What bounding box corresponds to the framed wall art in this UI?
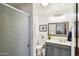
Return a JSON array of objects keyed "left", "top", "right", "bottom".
[
  {"left": 39, "top": 25, "right": 47, "bottom": 32},
  {"left": 48, "top": 23, "right": 56, "bottom": 35}
]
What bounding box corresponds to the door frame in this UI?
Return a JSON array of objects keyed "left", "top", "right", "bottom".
[{"left": 75, "top": 3, "right": 79, "bottom": 56}]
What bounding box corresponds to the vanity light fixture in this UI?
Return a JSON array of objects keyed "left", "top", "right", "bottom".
[{"left": 53, "top": 14, "right": 64, "bottom": 17}]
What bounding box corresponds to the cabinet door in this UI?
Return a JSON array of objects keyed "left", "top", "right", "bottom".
[
  {"left": 45, "top": 46, "right": 52, "bottom": 56},
  {"left": 62, "top": 49, "right": 71, "bottom": 56},
  {"left": 45, "top": 43, "right": 71, "bottom": 56},
  {"left": 52, "top": 47, "right": 63, "bottom": 56},
  {"left": 45, "top": 45, "right": 63, "bottom": 56}
]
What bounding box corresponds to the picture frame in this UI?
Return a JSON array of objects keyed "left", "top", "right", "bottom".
[
  {"left": 48, "top": 23, "right": 56, "bottom": 35},
  {"left": 39, "top": 25, "right": 47, "bottom": 32},
  {"left": 48, "top": 22, "right": 69, "bottom": 36}
]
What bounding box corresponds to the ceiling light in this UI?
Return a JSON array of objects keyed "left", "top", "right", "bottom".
[{"left": 41, "top": 3, "right": 48, "bottom": 6}]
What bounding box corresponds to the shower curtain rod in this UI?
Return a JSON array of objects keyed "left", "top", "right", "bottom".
[{"left": 1, "top": 3, "right": 30, "bottom": 16}]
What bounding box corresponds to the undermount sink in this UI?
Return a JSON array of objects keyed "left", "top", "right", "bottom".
[{"left": 46, "top": 39, "right": 71, "bottom": 46}]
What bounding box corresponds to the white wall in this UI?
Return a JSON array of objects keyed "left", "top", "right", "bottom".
[
  {"left": 36, "top": 3, "right": 75, "bottom": 44},
  {"left": 32, "top": 3, "right": 39, "bottom": 56}
]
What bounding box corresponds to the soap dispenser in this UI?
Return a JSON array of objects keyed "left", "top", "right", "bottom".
[{"left": 48, "top": 36, "right": 50, "bottom": 40}]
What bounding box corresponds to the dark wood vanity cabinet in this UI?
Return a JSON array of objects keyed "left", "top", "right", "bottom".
[{"left": 45, "top": 42, "right": 71, "bottom": 56}]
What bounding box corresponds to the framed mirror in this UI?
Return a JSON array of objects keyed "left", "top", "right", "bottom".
[{"left": 48, "top": 22, "right": 69, "bottom": 36}]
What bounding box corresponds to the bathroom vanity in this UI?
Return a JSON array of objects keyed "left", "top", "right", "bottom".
[{"left": 45, "top": 40, "right": 71, "bottom": 56}]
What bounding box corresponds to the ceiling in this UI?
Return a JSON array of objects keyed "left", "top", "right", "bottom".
[
  {"left": 7, "top": 3, "right": 75, "bottom": 16},
  {"left": 37, "top": 3, "right": 75, "bottom": 16},
  {"left": 7, "top": 3, "right": 32, "bottom": 8}
]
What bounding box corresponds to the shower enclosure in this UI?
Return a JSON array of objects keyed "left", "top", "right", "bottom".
[{"left": 0, "top": 4, "right": 31, "bottom": 56}]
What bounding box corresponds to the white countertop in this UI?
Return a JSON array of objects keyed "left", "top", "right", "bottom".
[
  {"left": 46, "top": 39, "right": 71, "bottom": 46},
  {"left": 36, "top": 39, "right": 71, "bottom": 49}
]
